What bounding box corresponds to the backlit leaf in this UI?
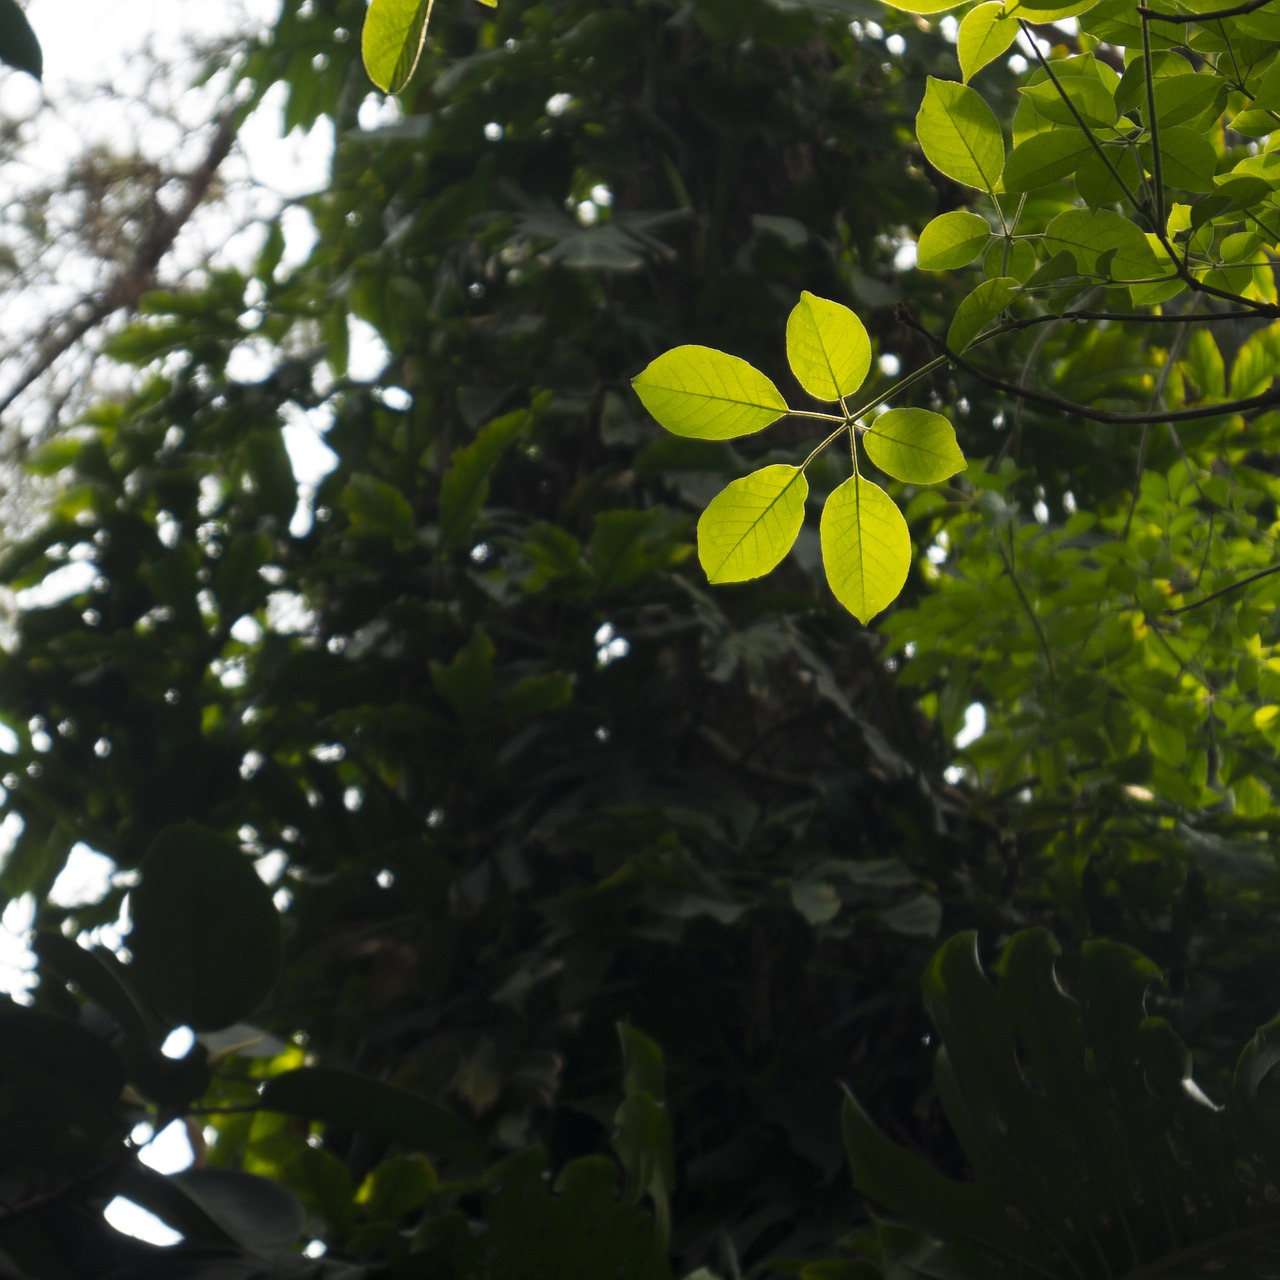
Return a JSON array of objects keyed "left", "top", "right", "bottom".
[
  {"left": 632, "top": 346, "right": 788, "bottom": 440},
  {"left": 1003, "top": 130, "right": 1095, "bottom": 193},
  {"left": 697, "top": 465, "right": 808, "bottom": 583},
  {"left": 785, "top": 292, "right": 871, "bottom": 401},
  {"left": 865, "top": 410, "right": 967, "bottom": 484},
  {"left": 917, "top": 77, "right": 1006, "bottom": 193},
  {"left": 917, "top": 211, "right": 992, "bottom": 270},
  {"left": 959, "top": 4, "right": 1016, "bottom": 82},
  {"left": 363, "top": 0, "right": 433, "bottom": 94},
  {"left": 820, "top": 475, "right": 911, "bottom": 624}
]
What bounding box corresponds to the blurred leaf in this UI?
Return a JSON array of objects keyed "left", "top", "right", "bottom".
[{"left": 128, "top": 824, "right": 282, "bottom": 1032}]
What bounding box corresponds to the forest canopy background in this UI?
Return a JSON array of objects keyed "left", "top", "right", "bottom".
[{"left": 2, "top": 0, "right": 1280, "bottom": 1278}]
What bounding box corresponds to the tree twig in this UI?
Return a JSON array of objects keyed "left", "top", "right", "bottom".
[{"left": 0, "top": 106, "right": 239, "bottom": 425}]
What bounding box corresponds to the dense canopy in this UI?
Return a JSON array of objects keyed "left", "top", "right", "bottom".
[{"left": 6, "top": 0, "right": 1280, "bottom": 1276}]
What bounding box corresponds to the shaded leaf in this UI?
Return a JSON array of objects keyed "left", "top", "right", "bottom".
[{"left": 128, "top": 824, "right": 282, "bottom": 1032}]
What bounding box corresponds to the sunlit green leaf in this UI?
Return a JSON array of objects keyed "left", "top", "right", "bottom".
[
  {"left": 820, "top": 474, "right": 911, "bottom": 624},
  {"left": 363, "top": 0, "right": 433, "bottom": 94},
  {"left": 917, "top": 211, "right": 992, "bottom": 270},
  {"left": 697, "top": 465, "right": 808, "bottom": 583},
  {"left": 632, "top": 346, "right": 788, "bottom": 439},
  {"left": 916, "top": 77, "right": 1006, "bottom": 193},
  {"left": 958, "top": 3, "right": 1016, "bottom": 82},
  {"left": 865, "top": 410, "right": 967, "bottom": 484},
  {"left": 1003, "top": 130, "right": 1095, "bottom": 193},
  {"left": 785, "top": 292, "right": 871, "bottom": 401},
  {"left": 1019, "top": 75, "right": 1117, "bottom": 129}
]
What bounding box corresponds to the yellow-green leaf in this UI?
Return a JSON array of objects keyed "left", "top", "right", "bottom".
[
  {"left": 947, "top": 277, "right": 1018, "bottom": 352},
  {"left": 697, "top": 465, "right": 808, "bottom": 583},
  {"left": 917, "top": 211, "right": 992, "bottom": 270},
  {"left": 632, "top": 346, "right": 788, "bottom": 440},
  {"left": 959, "top": 3, "right": 1016, "bottom": 82},
  {"left": 785, "top": 292, "right": 871, "bottom": 402},
  {"left": 363, "top": 0, "right": 434, "bottom": 94},
  {"left": 880, "top": 0, "right": 965, "bottom": 12},
  {"left": 820, "top": 475, "right": 911, "bottom": 624},
  {"left": 916, "top": 77, "right": 1006, "bottom": 193},
  {"left": 864, "top": 409, "right": 967, "bottom": 484},
  {"left": 1003, "top": 130, "right": 1095, "bottom": 193}
]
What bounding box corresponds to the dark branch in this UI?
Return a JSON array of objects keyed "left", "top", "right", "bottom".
[
  {"left": 901, "top": 308, "right": 1280, "bottom": 425},
  {"left": 1166, "top": 562, "right": 1280, "bottom": 614},
  {"left": 1138, "top": 0, "right": 1274, "bottom": 22}
]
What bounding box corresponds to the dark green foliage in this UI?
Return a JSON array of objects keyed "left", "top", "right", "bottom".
[{"left": 846, "top": 929, "right": 1280, "bottom": 1278}]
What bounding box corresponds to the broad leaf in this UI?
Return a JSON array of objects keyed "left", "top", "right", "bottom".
[
  {"left": 947, "top": 277, "right": 1018, "bottom": 352},
  {"left": 865, "top": 410, "right": 966, "bottom": 484},
  {"left": 128, "top": 824, "right": 282, "bottom": 1032},
  {"left": 785, "top": 291, "right": 871, "bottom": 401},
  {"left": 1044, "top": 208, "right": 1161, "bottom": 283},
  {"left": 363, "top": 0, "right": 433, "bottom": 94},
  {"left": 262, "top": 1067, "right": 485, "bottom": 1167},
  {"left": 697, "top": 464, "right": 808, "bottom": 583},
  {"left": 820, "top": 474, "right": 911, "bottom": 623},
  {"left": 1003, "top": 129, "right": 1095, "bottom": 192},
  {"left": 845, "top": 928, "right": 1280, "bottom": 1280},
  {"left": 917, "top": 211, "right": 992, "bottom": 270},
  {"left": 0, "top": 0, "right": 40, "bottom": 80},
  {"left": 439, "top": 409, "right": 526, "bottom": 549},
  {"left": 1020, "top": 74, "right": 1117, "bottom": 128},
  {"left": 958, "top": 3, "right": 1016, "bottom": 83},
  {"left": 632, "top": 346, "right": 788, "bottom": 439},
  {"left": 916, "top": 77, "right": 1006, "bottom": 193}
]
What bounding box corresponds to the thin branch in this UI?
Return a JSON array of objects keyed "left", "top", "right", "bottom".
[
  {"left": 899, "top": 308, "right": 1280, "bottom": 425},
  {"left": 0, "top": 106, "right": 239, "bottom": 425},
  {"left": 996, "top": 527, "right": 1057, "bottom": 705},
  {"left": 1166, "top": 562, "right": 1280, "bottom": 614},
  {"left": 1139, "top": 0, "right": 1274, "bottom": 21}
]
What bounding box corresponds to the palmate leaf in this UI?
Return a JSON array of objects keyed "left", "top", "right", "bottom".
[{"left": 845, "top": 928, "right": 1280, "bottom": 1280}]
